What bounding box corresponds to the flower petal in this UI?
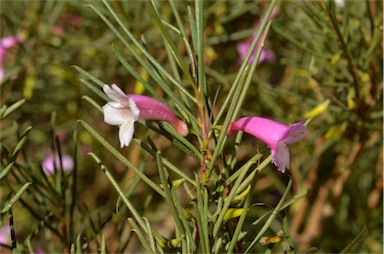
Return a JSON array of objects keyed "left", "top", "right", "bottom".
[
  {"left": 103, "top": 84, "right": 140, "bottom": 120},
  {"left": 281, "top": 121, "right": 307, "bottom": 144},
  {"left": 103, "top": 84, "right": 130, "bottom": 107},
  {"left": 118, "top": 118, "right": 135, "bottom": 147},
  {"left": 272, "top": 142, "right": 290, "bottom": 173},
  {"left": 103, "top": 102, "right": 129, "bottom": 126},
  {"left": 103, "top": 99, "right": 139, "bottom": 126}
]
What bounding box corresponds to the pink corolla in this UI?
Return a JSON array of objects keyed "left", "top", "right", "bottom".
[
  {"left": 227, "top": 116, "right": 307, "bottom": 173},
  {"left": 103, "top": 84, "right": 188, "bottom": 147},
  {"left": 42, "top": 154, "right": 74, "bottom": 175},
  {"left": 0, "top": 35, "right": 22, "bottom": 82},
  {"left": 237, "top": 9, "right": 279, "bottom": 64}
]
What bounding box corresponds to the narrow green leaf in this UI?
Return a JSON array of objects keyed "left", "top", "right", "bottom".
[
  {"left": 0, "top": 126, "right": 32, "bottom": 180},
  {"left": 94, "top": 1, "right": 196, "bottom": 112},
  {"left": 208, "top": 65, "right": 248, "bottom": 176},
  {"left": 340, "top": 226, "right": 367, "bottom": 254},
  {"left": 78, "top": 119, "right": 165, "bottom": 198},
  {"left": 213, "top": 153, "right": 263, "bottom": 238},
  {"left": 158, "top": 122, "right": 202, "bottom": 160},
  {"left": 81, "top": 95, "right": 103, "bottom": 113},
  {"left": 282, "top": 216, "right": 295, "bottom": 254},
  {"left": 194, "top": 174, "right": 209, "bottom": 253},
  {"left": 168, "top": 0, "right": 188, "bottom": 39},
  {"left": 26, "top": 237, "right": 34, "bottom": 254},
  {"left": 1, "top": 182, "right": 32, "bottom": 216},
  {"left": 227, "top": 167, "right": 259, "bottom": 254},
  {"left": 79, "top": 78, "right": 109, "bottom": 102},
  {"left": 0, "top": 99, "right": 25, "bottom": 120},
  {"left": 75, "top": 233, "right": 82, "bottom": 254},
  {"left": 187, "top": 6, "right": 197, "bottom": 58},
  {"left": 135, "top": 137, "right": 195, "bottom": 186},
  {"left": 213, "top": 0, "right": 277, "bottom": 127},
  {"left": 231, "top": 21, "right": 273, "bottom": 121},
  {"left": 100, "top": 234, "right": 106, "bottom": 254},
  {"left": 272, "top": 26, "right": 324, "bottom": 57},
  {"left": 245, "top": 178, "right": 294, "bottom": 253},
  {"left": 251, "top": 188, "right": 310, "bottom": 229},
  {"left": 195, "top": 0, "right": 206, "bottom": 107},
  {"left": 70, "top": 244, "right": 75, "bottom": 254},
  {"left": 128, "top": 218, "right": 155, "bottom": 254},
  {"left": 88, "top": 152, "right": 155, "bottom": 252},
  {"left": 100, "top": 2, "right": 198, "bottom": 124},
  {"left": 72, "top": 65, "right": 105, "bottom": 88},
  {"left": 113, "top": 46, "right": 165, "bottom": 103},
  {"left": 148, "top": 0, "right": 195, "bottom": 86},
  {"left": 234, "top": 155, "right": 271, "bottom": 196},
  {"left": 9, "top": 209, "right": 18, "bottom": 254},
  {"left": 141, "top": 217, "right": 158, "bottom": 253},
  {"left": 152, "top": 151, "right": 195, "bottom": 252}
]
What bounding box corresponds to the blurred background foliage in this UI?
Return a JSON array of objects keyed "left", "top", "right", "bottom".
[{"left": 0, "top": 0, "right": 382, "bottom": 253}]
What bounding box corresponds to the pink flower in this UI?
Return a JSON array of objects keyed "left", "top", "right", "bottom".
[
  {"left": 237, "top": 9, "right": 279, "bottom": 64},
  {"left": 42, "top": 154, "right": 74, "bottom": 175},
  {"left": 103, "top": 84, "right": 188, "bottom": 147},
  {"left": 0, "top": 225, "right": 10, "bottom": 245},
  {"left": 0, "top": 35, "right": 22, "bottom": 82},
  {"left": 227, "top": 116, "right": 307, "bottom": 173}
]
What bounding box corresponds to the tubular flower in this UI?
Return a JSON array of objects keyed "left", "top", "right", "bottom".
[
  {"left": 227, "top": 116, "right": 307, "bottom": 173},
  {"left": 103, "top": 84, "right": 188, "bottom": 147}
]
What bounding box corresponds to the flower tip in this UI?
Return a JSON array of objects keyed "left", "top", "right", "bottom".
[
  {"left": 175, "top": 121, "right": 188, "bottom": 136},
  {"left": 226, "top": 123, "right": 235, "bottom": 136}
]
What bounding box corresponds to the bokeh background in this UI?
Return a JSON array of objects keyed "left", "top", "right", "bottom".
[{"left": 1, "top": 0, "right": 382, "bottom": 253}]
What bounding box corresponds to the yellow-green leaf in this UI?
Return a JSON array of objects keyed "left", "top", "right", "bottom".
[
  {"left": 347, "top": 88, "right": 355, "bottom": 110},
  {"left": 305, "top": 99, "right": 330, "bottom": 118},
  {"left": 223, "top": 208, "right": 244, "bottom": 221},
  {"left": 233, "top": 185, "right": 251, "bottom": 202},
  {"left": 134, "top": 67, "right": 148, "bottom": 94},
  {"left": 183, "top": 208, "right": 193, "bottom": 220},
  {"left": 23, "top": 75, "right": 36, "bottom": 99},
  {"left": 159, "top": 178, "right": 186, "bottom": 189},
  {"left": 325, "top": 122, "right": 347, "bottom": 140}
]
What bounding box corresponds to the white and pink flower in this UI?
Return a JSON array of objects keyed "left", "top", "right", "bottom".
[{"left": 103, "top": 84, "right": 188, "bottom": 147}]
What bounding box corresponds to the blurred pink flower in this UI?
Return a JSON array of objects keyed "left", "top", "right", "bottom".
[
  {"left": 50, "top": 26, "right": 65, "bottom": 36},
  {"left": 103, "top": 84, "right": 188, "bottom": 147},
  {"left": 227, "top": 116, "right": 307, "bottom": 173},
  {"left": 0, "top": 35, "right": 22, "bottom": 82},
  {"left": 60, "top": 14, "right": 83, "bottom": 27},
  {"left": 0, "top": 225, "right": 10, "bottom": 245},
  {"left": 42, "top": 154, "right": 74, "bottom": 175},
  {"left": 50, "top": 14, "right": 83, "bottom": 37},
  {"left": 237, "top": 9, "right": 279, "bottom": 64},
  {"left": 0, "top": 225, "right": 43, "bottom": 253}
]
